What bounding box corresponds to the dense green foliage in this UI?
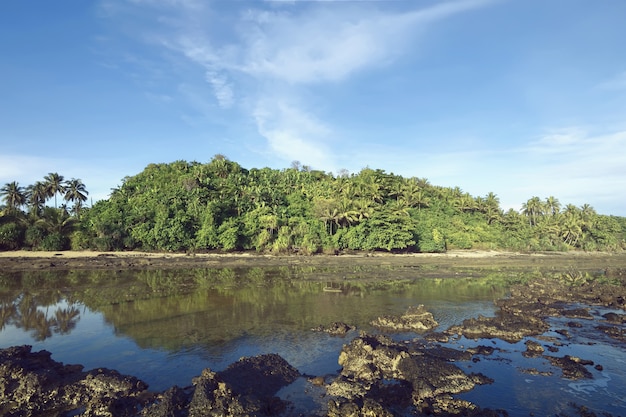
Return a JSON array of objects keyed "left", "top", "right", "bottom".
[
  {"left": 0, "top": 174, "right": 87, "bottom": 251},
  {"left": 1, "top": 157, "right": 625, "bottom": 252}
]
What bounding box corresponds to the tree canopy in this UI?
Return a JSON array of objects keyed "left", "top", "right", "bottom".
[{"left": 1, "top": 156, "right": 625, "bottom": 253}]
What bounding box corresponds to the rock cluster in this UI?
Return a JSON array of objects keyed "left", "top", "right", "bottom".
[
  {"left": 326, "top": 333, "right": 500, "bottom": 416},
  {"left": 0, "top": 345, "right": 147, "bottom": 417},
  {"left": 0, "top": 346, "right": 299, "bottom": 417},
  {"left": 370, "top": 305, "right": 439, "bottom": 332},
  {"left": 311, "top": 321, "right": 356, "bottom": 336}
]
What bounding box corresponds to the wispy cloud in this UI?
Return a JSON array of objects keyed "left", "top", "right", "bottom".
[
  {"left": 205, "top": 71, "right": 234, "bottom": 109},
  {"left": 253, "top": 99, "right": 334, "bottom": 170},
  {"left": 99, "top": 0, "right": 497, "bottom": 168}
]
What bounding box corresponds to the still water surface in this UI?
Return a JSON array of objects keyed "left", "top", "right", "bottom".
[{"left": 1, "top": 266, "right": 624, "bottom": 416}]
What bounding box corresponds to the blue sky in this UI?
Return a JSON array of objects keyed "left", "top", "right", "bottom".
[{"left": 1, "top": 0, "right": 625, "bottom": 215}]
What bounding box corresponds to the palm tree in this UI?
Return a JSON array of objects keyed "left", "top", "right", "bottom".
[
  {"left": 44, "top": 172, "right": 66, "bottom": 208},
  {"left": 545, "top": 196, "right": 561, "bottom": 216},
  {"left": 64, "top": 178, "right": 89, "bottom": 218},
  {"left": 26, "top": 181, "right": 48, "bottom": 215},
  {"left": 522, "top": 196, "right": 544, "bottom": 226},
  {"left": 37, "top": 206, "right": 76, "bottom": 236},
  {"left": 0, "top": 181, "right": 27, "bottom": 214}
]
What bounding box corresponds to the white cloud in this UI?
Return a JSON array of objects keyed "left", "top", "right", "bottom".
[
  {"left": 235, "top": 0, "right": 496, "bottom": 84},
  {"left": 205, "top": 71, "right": 234, "bottom": 108},
  {"left": 506, "top": 128, "right": 626, "bottom": 211},
  {"left": 253, "top": 99, "right": 335, "bottom": 170}
]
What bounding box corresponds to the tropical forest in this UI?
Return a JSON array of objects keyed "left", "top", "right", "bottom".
[{"left": 1, "top": 156, "right": 625, "bottom": 253}]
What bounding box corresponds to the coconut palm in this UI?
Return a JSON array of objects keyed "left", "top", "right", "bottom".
[
  {"left": 1, "top": 181, "right": 27, "bottom": 214},
  {"left": 36, "top": 206, "right": 76, "bottom": 236},
  {"left": 26, "top": 182, "right": 48, "bottom": 215},
  {"left": 64, "top": 178, "right": 89, "bottom": 218},
  {"left": 522, "top": 196, "right": 544, "bottom": 226},
  {"left": 545, "top": 196, "right": 561, "bottom": 216},
  {"left": 44, "top": 172, "right": 66, "bottom": 208}
]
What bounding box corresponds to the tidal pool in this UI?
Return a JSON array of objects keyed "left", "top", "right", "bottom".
[{"left": 1, "top": 265, "right": 624, "bottom": 416}]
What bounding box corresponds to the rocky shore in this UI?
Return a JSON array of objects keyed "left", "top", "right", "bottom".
[
  {"left": 2, "top": 267, "right": 625, "bottom": 417},
  {"left": 2, "top": 250, "right": 626, "bottom": 416}
]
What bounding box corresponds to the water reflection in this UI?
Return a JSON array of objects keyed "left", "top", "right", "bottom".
[
  {"left": 3, "top": 266, "right": 623, "bottom": 416},
  {"left": 1, "top": 295, "right": 81, "bottom": 341},
  {"left": 0, "top": 266, "right": 508, "bottom": 385}
]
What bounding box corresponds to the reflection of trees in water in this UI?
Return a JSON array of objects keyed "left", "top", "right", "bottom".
[
  {"left": 0, "top": 303, "right": 17, "bottom": 331},
  {"left": 54, "top": 307, "right": 81, "bottom": 334},
  {"left": 0, "top": 293, "right": 81, "bottom": 341}
]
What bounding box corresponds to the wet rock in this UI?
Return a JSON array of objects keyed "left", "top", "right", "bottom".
[
  {"left": 370, "top": 305, "right": 438, "bottom": 332},
  {"left": 602, "top": 312, "right": 626, "bottom": 324},
  {"left": 188, "top": 369, "right": 249, "bottom": 417},
  {"left": 1, "top": 346, "right": 301, "bottom": 417},
  {"left": 424, "top": 332, "right": 450, "bottom": 343},
  {"left": 0, "top": 345, "right": 149, "bottom": 417},
  {"left": 311, "top": 321, "right": 356, "bottom": 336},
  {"left": 327, "top": 397, "right": 394, "bottom": 417},
  {"left": 595, "top": 325, "right": 626, "bottom": 342},
  {"left": 519, "top": 368, "right": 553, "bottom": 376},
  {"left": 555, "top": 329, "right": 570, "bottom": 338},
  {"left": 141, "top": 386, "right": 190, "bottom": 417},
  {"left": 522, "top": 340, "right": 545, "bottom": 358},
  {"left": 562, "top": 308, "right": 594, "bottom": 319},
  {"left": 546, "top": 355, "right": 594, "bottom": 380},
  {"left": 466, "top": 345, "right": 496, "bottom": 356},
  {"left": 219, "top": 353, "right": 301, "bottom": 400},
  {"left": 446, "top": 311, "right": 549, "bottom": 343},
  {"left": 189, "top": 354, "right": 301, "bottom": 416},
  {"left": 327, "top": 333, "right": 493, "bottom": 416}
]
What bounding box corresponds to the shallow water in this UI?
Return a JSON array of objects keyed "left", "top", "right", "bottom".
[{"left": 1, "top": 266, "right": 624, "bottom": 416}]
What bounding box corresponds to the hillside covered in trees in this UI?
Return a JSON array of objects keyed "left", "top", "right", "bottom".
[{"left": 1, "top": 156, "right": 625, "bottom": 253}]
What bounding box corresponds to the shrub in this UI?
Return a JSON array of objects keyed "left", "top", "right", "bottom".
[
  {"left": 39, "top": 232, "right": 68, "bottom": 251},
  {"left": 0, "top": 222, "right": 24, "bottom": 250}
]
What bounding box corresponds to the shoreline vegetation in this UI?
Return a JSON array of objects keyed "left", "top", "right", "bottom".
[{"left": 2, "top": 157, "right": 626, "bottom": 254}]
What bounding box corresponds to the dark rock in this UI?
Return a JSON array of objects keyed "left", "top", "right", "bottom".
[
  {"left": 327, "top": 397, "right": 394, "bottom": 417},
  {"left": 562, "top": 308, "right": 593, "bottom": 319},
  {"left": 446, "top": 311, "right": 549, "bottom": 343},
  {"left": 424, "top": 332, "right": 450, "bottom": 343},
  {"left": 546, "top": 355, "right": 594, "bottom": 380},
  {"left": 522, "top": 340, "right": 545, "bottom": 358},
  {"left": 0, "top": 345, "right": 149, "bottom": 417},
  {"left": 219, "top": 353, "right": 300, "bottom": 400},
  {"left": 555, "top": 329, "right": 570, "bottom": 338},
  {"left": 519, "top": 368, "right": 553, "bottom": 376},
  {"left": 188, "top": 369, "right": 248, "bottom": 417},
  {"left": 466, "top": 345, "right": 496, "bottom": 356},
  {"left": 595, "top": 325, "right": 626, "bottom": 342},
  {"left": 311, "top": 321, "right": 356, "bottom": 336},
  {"left": 327, "top": 333, "right": 492, "bottom": 415},
  {"left": 141, "top": 386, "right": 190, "bottom": 417},
  {"left": 602, "top": 312, "right": 626, "bottom": 324}
]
